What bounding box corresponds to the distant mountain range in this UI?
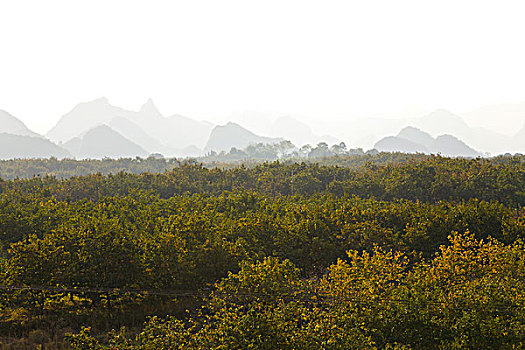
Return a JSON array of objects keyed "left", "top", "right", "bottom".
[
  {"left": 0, "top": 99, "right": 297, "bottom": 159},
  {"left": 319, "top": 109, "right": 514, "bottom": 154},
  {"left": 2, "top": 98, "right": 525, "bottom": 160},
  {"left": 374, "top": 127, "right": 481, "bottom": 157},
  {"left": 47, "top": 98, "right": 213, "bottom": 153},
  {"left": 410, "top": 110, "right": 509, "bottom": 154}
]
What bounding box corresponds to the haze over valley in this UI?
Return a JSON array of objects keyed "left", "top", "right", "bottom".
[{"left": 3, "top": 98, "right": 525, "bottom": 160}]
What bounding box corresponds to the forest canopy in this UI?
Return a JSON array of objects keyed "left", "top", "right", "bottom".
[{"left": 1, "top": 154, "right": 525, "bottom": 348}]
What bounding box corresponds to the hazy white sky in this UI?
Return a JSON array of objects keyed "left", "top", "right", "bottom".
[{"left": 1, "top": 0, "right": 525, "bottom": 133}]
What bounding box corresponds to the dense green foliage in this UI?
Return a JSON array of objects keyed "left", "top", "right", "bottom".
[
  {"left": 2, "top": 155, "right": 525, "bottom": 348},
  {"left": 3, "top": 155, "right": 525, "bottom": 206}
]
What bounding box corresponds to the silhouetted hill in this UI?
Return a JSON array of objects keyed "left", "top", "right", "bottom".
[
  {"left": 511, "top": 123, "right": 525, "bottom": 152},
  {"left": 227, "top": 111, "right": 337, "bottom": 147},
  {"left": 270, "top": 116, "right": 318, "bottom": 146},
  {"left": 164, "top": 114, "right": 213, "bottom": 150},
  {"left": 46, "top": 97, "right": 131, "bottom": 142},
  {"left": 63, "top": 125, "right": 148, "bottom": 159},
  {"left": 330, "top": 109, "right": 508, "bottom": 154},
  {"left": 415, "top": 109, "right": 470, "bottom": 135},
  {"left": 109, "top": 116, "right": 169, "bottom": 154},
  {"left": 205, "top": 122, "right": 282, "bottom": 152},
  {"left": 179, "top": 145, "right": 203, "bottom": 157},
  {"left": 124, "top": 99, "right": 212, "bottom": 151},
  {"left": 47, "top": 98, "right": 211, "bottom": 154},
  {"left": 374, "top": 136, "right": 428, "bottom": 153},
  {"left": 0, "top": 133, "right": 70, "bottom": 160},
  {"left": 227, "top": 111, "right": 274, "bottom": 136},
  {"left": 430, "top": 134, "right": 481, "bottom": 157},
  {"left": 413, "top": 109, "right": 508, "bottom": 154},
  {"left": 375, "top": 127, "right": 482, "bottom": 157},
  {"left": 397, "top": 126, "right": 434, "bottom": 148},
  {"left": 0, "top": 110, "right": 40, "bottom": 137}
]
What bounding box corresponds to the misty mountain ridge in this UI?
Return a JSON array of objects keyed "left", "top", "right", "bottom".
[
  {"left": 415, "top": 109, "right": 469, "bottom": 133},
  {"left": 464, "top": 102, "right": 525, "bottom": 136},
  {"left": 108, "top": 117, "right": 168, "bottom": 154},
  {"left": 374, "top": 136, "right": 429, "bottom": 154},
  {"left": 269, "top": 116, "right": 318, "bottom": 146},
  {"left": 227, "top": 111, "right": 326, "bottom": 146},
  {"left": 205, "top": 122, "right": 283, "bottom": 152},
  {"left": 320, "top": 108, "right": 509, "bottom": 154},
  {"left": 375, "top": 127, "right": 482, "bottom": 157},
  {"left": 46, "top": 97, "right": 130, "bottom": 142},
  {"left": 139, "top": 98, "right": 162, "bottom": 116},
  {"left": 42, "top": 99, "right": 515, "bottom": 158},
  {"left": 510, "top": 122, "right": 525, "bottom": 152},
  {"left": 63, "top": 125, "right": 148, "bottom": 159},
  {"left": 47, "top": 98, "right": 212, "bottom": 155},
  {"left": 0, "top": 133, "right": 70, "bottom": 160},
  {"left": 411, "top": 109, "right": 509, "bottom": 154},
  {"left": 432, "top": 134, "right": 481, "bottom": 158},
  {"left": 3, "top": 99, "right": 525, "bottom": 160},
  {"left": 0, "top": 110, "right": 40, "bottom": 137},
  {"left": 397, "top": 126, "right": 434, "bottom": 148}
]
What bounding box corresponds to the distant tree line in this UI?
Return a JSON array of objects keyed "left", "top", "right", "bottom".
[
  {"left": 0, "top": 151, "right": 428, "bottom": 179},
  {"left": 0, "top": 156, "right": 178, "bottom": 180},
  {"left": 201, "top": 140, "right": 375, "bottom": 163}
]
